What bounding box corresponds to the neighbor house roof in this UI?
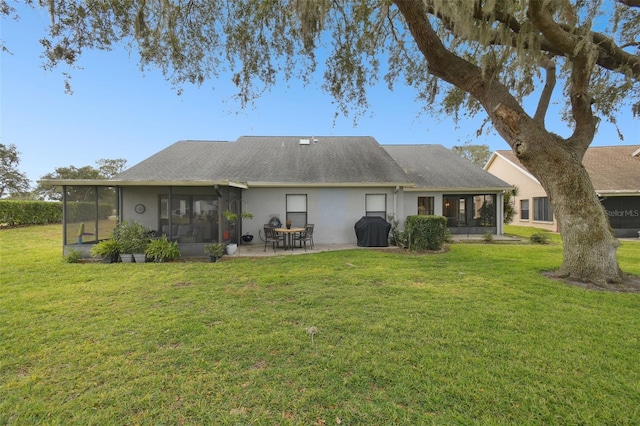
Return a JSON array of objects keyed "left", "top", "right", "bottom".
[
  {"left": 383, "top": 144, "right": 512, "bottom": 191},
  {"left": 488, "top": 145, "right": 640, "bottom": 195}
]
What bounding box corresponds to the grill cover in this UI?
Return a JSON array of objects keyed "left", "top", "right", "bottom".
[{"left": 354, "top": 216, "right": 391, "bottom": 247}]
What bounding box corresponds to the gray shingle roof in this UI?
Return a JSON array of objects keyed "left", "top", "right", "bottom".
[
  {"left": 116, "top": 136, "right": 412, "bottom": 185},
  {"left": 495, "top": 145, "right": 640, "bottom": 192},
  {"left": 383, "top": 144, "right": 512, "bottom": 190},
  {"left": 233, "top": 136, "right": 411, "bottom": 184},
  {"left": 115, "top": 140, "right": 237, "bottom": 182},
  {"left": 114, "top": 136, "right": 511, "bottom": 190}
]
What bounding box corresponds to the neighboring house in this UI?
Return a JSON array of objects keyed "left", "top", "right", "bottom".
[
  {"left": 485, "top": 145, "right": 640, "bottom": 238},
  {"left": 43, "top": 136, "right": 512, "bottom": 256}
]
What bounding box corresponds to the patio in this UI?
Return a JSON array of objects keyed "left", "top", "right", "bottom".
[{"left": 220, "top": 233, "right": 523, "bottom": 258}]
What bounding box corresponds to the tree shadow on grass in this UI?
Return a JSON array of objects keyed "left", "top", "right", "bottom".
[{"left": 542, "top": 271, "right": 640, "bottom": 293}]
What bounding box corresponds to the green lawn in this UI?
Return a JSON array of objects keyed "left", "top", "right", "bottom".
[{"left": 1, "top": 225, "right": 639, "bottom": 424}]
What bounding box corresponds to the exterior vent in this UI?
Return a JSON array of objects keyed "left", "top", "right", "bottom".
[{"left": 299, "top": 138, "right": 310, "bottom": 145}]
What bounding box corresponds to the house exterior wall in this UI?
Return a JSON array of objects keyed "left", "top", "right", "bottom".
[
  {"left": 486, "top": 155, "right": 557, "bottom": 232},
  {"left": 118, "top": 185, "right": 510, "bottom": 253},
  {"left": 242, "top": 186, "right": 399, "bottom": 245},
  {"left": 121, "top": 186, "right": 169, "bottom": 231}
]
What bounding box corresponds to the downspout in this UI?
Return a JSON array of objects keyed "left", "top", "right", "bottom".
[
  {"left": 497, "top": 192, "right": 504, "bottom": 235},
  {"left": 62, "top": 185, "right": 67, "bottom": 253},
  {"left": 94, "top": 186, "right": 99, "bottom": 242},
  {"left": 117, "top": 186, "right": 123, "bottom": 222},
  {"left": 168, "top": 186, "right": 173, "bottom": 241},
  {"left": 393, "top": 185, "right": 400, "bottom": 220},
  {"left": 214, "top": 185, "right": 222, "bottom": 243}
]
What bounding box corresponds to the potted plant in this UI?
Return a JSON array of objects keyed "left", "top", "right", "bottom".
[
  {"left": 223, "top": 210, "right": 254, "bottom": 223},
  {"left": 145, "top": 235, "right": 181, "bottom": 262},
  {"left": 223, "top": 209, "right": 253, "bottom": 247},
  {"left": 90, "top": 238, "right": 121, "bottom": 263},
  {"left": 204, "top": 243, "right": 225, "bottom": 262},
  {"left": 285, "top": 218, "right": 292, "bottom": 229},
  {"left": 223, "top": 209, "right": 239, "bottom": 223},
  {"left": 114, "top": 220, "right": 151, "bottom": 263}
]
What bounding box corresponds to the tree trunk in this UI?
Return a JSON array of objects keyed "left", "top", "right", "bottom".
[
  {"left": 393, "top": 0, "right": 625, "bottom": 285},
  {"left": 509, "top": 126, "right": 624, "bottom": 285}
]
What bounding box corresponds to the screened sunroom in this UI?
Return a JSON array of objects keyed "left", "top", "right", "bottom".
[{"left": 41, "top": 179, "right": 249, "bottom": 258}]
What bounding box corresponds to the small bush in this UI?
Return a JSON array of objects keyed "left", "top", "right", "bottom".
[
  {"left": 405, "top": 215, "right": 448, "bottom": 251},
  {"left": 145, "top": 235, "right": 180, "bottom": 262},
  {"left": 387, "top": 213, "right": 410, "bottom": 248},
  {"left": 90, "top": 238, "right": 121, "bottom": 262},
  {"left": 483, "top": 232, "right": 494, "bottom": 243},
  {"left": 530, "top": 232, "right": 549, "bottom": 244},
  {"left": 64, "top": 249, "right": 82, "bottom": 263},
  {"left": 114, "top": 220, "right": 152, "bottom": 254},
  {"left": 204, "top": 243, "right": 225, "bottom": 257}
]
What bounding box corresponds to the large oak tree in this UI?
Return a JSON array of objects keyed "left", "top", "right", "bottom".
[{"left": 3, "top": 0, "right": 638, "bottom": 284}]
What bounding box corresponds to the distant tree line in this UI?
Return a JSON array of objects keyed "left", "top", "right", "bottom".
[{"left": 0, "top": 143, "right": 126, "bottom": 201}]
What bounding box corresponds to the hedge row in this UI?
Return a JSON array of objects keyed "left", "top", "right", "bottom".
[
  {"left": 0, "top": 201, "right": 113, "bottom": 227},
  {"left": 405, "top": 215, "right": 449, "bottom": 251}
]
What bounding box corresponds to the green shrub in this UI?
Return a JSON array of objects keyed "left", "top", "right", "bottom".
[
  {"left": 204, "top": 243, "right": 225, "bottom": 257},
  {"left": 405, "top": 215, "right": 448, "bottom": 251},
  {"left": 387, "top": 213, "right": 410, "bottom": 248},
  {"left": 0, "top": 200, "right": 113, "bottom": 227},
  {"left": 90, "top": 238, "right": 121, "bottom": 262},
  {"left": 64, "top": 249, "right": 82, "bottom": 263},
  {"left": 145, "top": 235, "right": 181, "bottom": 262},
  {"left": 483, "top": 232, "right": 494, "bottom": 243},
  {"left": 66, "top": 202, "right": 113, "bottom": 221},
  {"left": 0, "top": 200, "right": 62, "bottom": 226},
  {"left": 530, "top": 232, "right": 549, "bottom": 244},
  {"left": 114, "top": 220, "right": 152, "bottom": 254}
]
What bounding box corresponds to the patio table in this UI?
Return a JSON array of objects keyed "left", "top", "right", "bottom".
[{"left": 274, "top": 227, "right": 304, "bottom": 250}]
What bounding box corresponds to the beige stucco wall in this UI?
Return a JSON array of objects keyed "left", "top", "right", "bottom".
[{"left": 486, "top": 155, "right": 557, "bottom": 232}]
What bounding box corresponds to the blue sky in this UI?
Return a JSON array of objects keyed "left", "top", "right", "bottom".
[{"left": 1, "top": 5, "right": 638, "bottom": 187}]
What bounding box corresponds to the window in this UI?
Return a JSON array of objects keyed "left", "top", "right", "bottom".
[
  {"left": 365, "top": 194, "right": 386, "bottom": 218},
  {"left": 533, "top": 197, "right": 553, "bottom": 222},
  {"left": 286, "top": 194, "right": 307, "bottom": 228},
  {"left": 418, "top": 197, "right": 434, "bottom": 215},
  {"left": 520, "top": 199, "right": 529, "bottom": 220}
]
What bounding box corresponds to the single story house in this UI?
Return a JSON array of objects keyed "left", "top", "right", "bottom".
[
  {"left": 44, "top": 136, "right": 512, "bottom": 256},
  {"left": 484, "top": 145, "right": 640, "bottom": 238}
]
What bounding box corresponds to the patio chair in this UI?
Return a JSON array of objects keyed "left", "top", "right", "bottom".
[
  {"left": 294, "top": 223, "right": 314, "bottom": 251},
  {"left": 264, "top": 226, "right": 284, "bottom": 252}
]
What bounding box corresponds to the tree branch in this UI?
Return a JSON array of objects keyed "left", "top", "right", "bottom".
[
  {"left": 431, "top": 0, "right": 640, "bottom": 80},
  {"left": 527, "top": 0, "right": 577, "bottom": 56},
  {"left": 533, "top": 55, "right": 556, "bottom": 125},
  {"left": 394, "top": 0, "right": 531, "bottom": 148},
  {"left": 529, "top": 1, "right": 596, "bottom": 154},
  {"left": 616, "top": 0, "right": 640, "bottom": 7}
]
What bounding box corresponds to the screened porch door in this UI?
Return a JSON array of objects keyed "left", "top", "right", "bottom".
[{"left": 443, "top": 196, "right": 467, "bottom": 228}]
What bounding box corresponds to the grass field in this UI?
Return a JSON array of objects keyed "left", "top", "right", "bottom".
[{"left": 1, "top": 225, "right": 639, "bottom": 424}]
